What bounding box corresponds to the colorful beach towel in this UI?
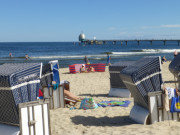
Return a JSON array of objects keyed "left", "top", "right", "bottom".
[{"left": 97, "top": 100, "right": 131, "bottom": 107}]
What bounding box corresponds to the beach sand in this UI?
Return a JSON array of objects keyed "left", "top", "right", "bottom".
[{"left": 50, "top": 61, "right": 180, "bottom": 135}]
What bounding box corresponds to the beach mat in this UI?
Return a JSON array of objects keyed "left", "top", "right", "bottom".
[{"left": 97, "top": 100, "right": 131, "bottom": 107}]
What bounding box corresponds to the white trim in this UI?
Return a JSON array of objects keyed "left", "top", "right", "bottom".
[
  {"left": 135, "top": 71, "right": 161, "bottom": 85},
  {"left": 123, "top": 71, "right": 161, "bottom": 86},
  {"left": 41, "top": 72, "right": 53, "bottom": 78},
  {"left": 159, "top": 56, "right": 162, "bottom": 70},
  {"left": 39, "top": 63, "right": 43, "bottom": 79},
  {"left": 48, "top": 60, "right": 58, "bottom": 64},
  {"left": 0, "top": 80, "right": 40, "bottom": 90}
]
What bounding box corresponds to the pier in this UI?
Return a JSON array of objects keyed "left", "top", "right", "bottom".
[
  {"left": 78, "top": 33, "right": 180, "bottom": 46},
  {"left": 80, "top": 39, "right": 180, "bottom": 46}
]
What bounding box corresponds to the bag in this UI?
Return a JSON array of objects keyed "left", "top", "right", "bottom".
[
  {"left": 170, "top": 96, "right": 180, "bottom": 112},
  {"left": 80, "top": 98, "right": 98, "bottom": 110}
]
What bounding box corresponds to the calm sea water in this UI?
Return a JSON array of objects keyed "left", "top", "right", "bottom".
[{"left": 0, "top": 41, "right": 180, "bottom": 68}]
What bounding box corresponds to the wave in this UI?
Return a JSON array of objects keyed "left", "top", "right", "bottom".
[
  {"left": 1, "top": 49, "right": 178, "bottom": 60},
  {"left": 141, "top": 49, "right": 180, "bottom": 53},
  {"left": 30, "top": 55, "right": 106, "bottom": 60},
  {"left": 112, "top": 49, "right": 180, "bottom": 56}
]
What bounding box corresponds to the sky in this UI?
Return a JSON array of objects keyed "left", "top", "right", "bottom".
[{"left": 0, "top": 0, "right": 180, "bottom": 42}]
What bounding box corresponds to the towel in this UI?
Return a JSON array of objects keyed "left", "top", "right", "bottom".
[
  {"left": 97, "top": 100, "right": 131, "bottom": 107},
  {"left": 163, "top": 89, "right": 169, "bottom": 111},
  {"left": 52, "top": 83, "right": 59, "bottom": 90},
  {"left": 166, "top": 87, "right": 175, "bottom": 99}
]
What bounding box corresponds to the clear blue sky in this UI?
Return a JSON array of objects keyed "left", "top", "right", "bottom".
[{"left": 0, "top": 0, "right": 180, "bottom": 42}]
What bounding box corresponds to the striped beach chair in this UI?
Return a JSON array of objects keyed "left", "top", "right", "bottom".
[
  {"left": 108, "top": 61, "right": 135, "bottom": 98},
  {"left": 0, "top": 63, "right": 42, "bottom": 125},
  {"left": 169, "top": 53, "right": 180, "bottom": 88},
  {"left": 40, "top": 60, "right": 60, "bottom": 88},
  {"left": 120, "top": 56, "right": 179, "bottom": 124},
  {"left": 40, "top": 60, "right": 65, "bottom": 109}
]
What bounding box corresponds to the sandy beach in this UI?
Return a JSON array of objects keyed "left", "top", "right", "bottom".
[{"left": 50, "top": 61, "right": 180, "bottom": 135}]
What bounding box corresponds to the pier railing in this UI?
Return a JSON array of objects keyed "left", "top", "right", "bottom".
[{"left": 80, "top": 39, "right": 180, "bottom": 46}]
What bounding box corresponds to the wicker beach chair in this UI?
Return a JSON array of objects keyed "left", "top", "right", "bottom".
[
  {"left": 108, "top": 61, "right": 135, "bottom": 98},
  {"left": 169, "top": 53, "right": 180, "bottom": 88},
  {"left": 0, "top": 100, "right": 51, "bottom": 135},
  {"left": 0, "top": 63, "right": 42, "bottom": 125},
  {"left": 120, "top": 56, "right": 179, "bottom": 124},
  {"left": 40, "top": 60, "right": 60, "bottom": 88},
  {"left": 40, "top": 60, "right": 65, "bottom": 109}
]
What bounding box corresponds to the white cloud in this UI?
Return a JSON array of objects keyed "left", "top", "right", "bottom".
[
  {"left": 160, "top": 24, "right": 180, "bottom": 28},
  {"left": 108, "top": 27, "right": 116, "bottom": 31},
  {"left": 140, "top": 24, "right": 180, "bottom": 29},
  {"left": 116, "top": 32, "right": 128, "bottom": 35},
  {"left": 140, "top": 26, "right": 157, "bottom": 29}
]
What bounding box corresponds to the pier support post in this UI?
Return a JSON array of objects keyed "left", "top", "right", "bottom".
[
  {"left": 163, "top": 41, "right": 166, "bottom": 45},
  {"left": 137, "top": 41, "right": 140, "bottom": 45},
  {"left": 121, "top": 41, "right": 123, "bottom": 45},
  {"left": 150, "top": 41, "right": 152, "bottom": 45},
  {"left": 178, "top": 41, "right": 180, "bottom": 46},
  {"left": 126, "top": 41, "right": 127, "bottom": 46}
]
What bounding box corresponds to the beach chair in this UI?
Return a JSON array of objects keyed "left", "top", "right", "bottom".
[
  {"left": 0, "top": 63, "right": 42, "bottom": 125},
  {"left": 19, "top": 100, "right": 51, "bottom": 135},
  {"left": 169, "top": 53, "right": 180, "bottom": 88},
  {"left": 43, "top": 84, "right": 65, "bottom": 109},
  {"left": 0, "top": 99, "right": 51, "bottom": 135},
  {"left": 40, "top": 60, "right": 66, "bottom": 109},
  {"left": 120, "top": 56, "right": 179, "bottom": 124},
  {"left": 108, "top": 61, "right": 135, "bottom": 98},
  {"left": 40, "top": 60, "right": 60, "bottom": 88}
]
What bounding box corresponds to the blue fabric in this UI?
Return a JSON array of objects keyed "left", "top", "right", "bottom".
[
  {"left": 170, "top": 96, "right": 180, "bottom": 112},
  {"left": 52, "top": 83, "right": 59, "bottom": 90},
  {"left": 52, "top": 64, "right": 60, "bottom": 83},
  {"left": 107, "top": 55, "right": 110, "bottom": 63},
  {"left": 98, "top": 100, "right": 131, "bottom": 107}
]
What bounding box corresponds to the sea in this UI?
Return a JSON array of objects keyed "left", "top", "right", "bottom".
[{"left": 0, "top": 41, "right": 180, "bottom": 68}]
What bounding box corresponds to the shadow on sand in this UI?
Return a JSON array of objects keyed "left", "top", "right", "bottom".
[
  {"left": 62, "top": 72, "right": 72, "bottom": 74},
  {"left": 78, "top": 94, "right": 108, "bottom": 97},
  {"left": 164, "top": 81, "right": 178, "bottom": 83},
  {"left": 71, "top": 116, "right": 137, "bottom": 127}
]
